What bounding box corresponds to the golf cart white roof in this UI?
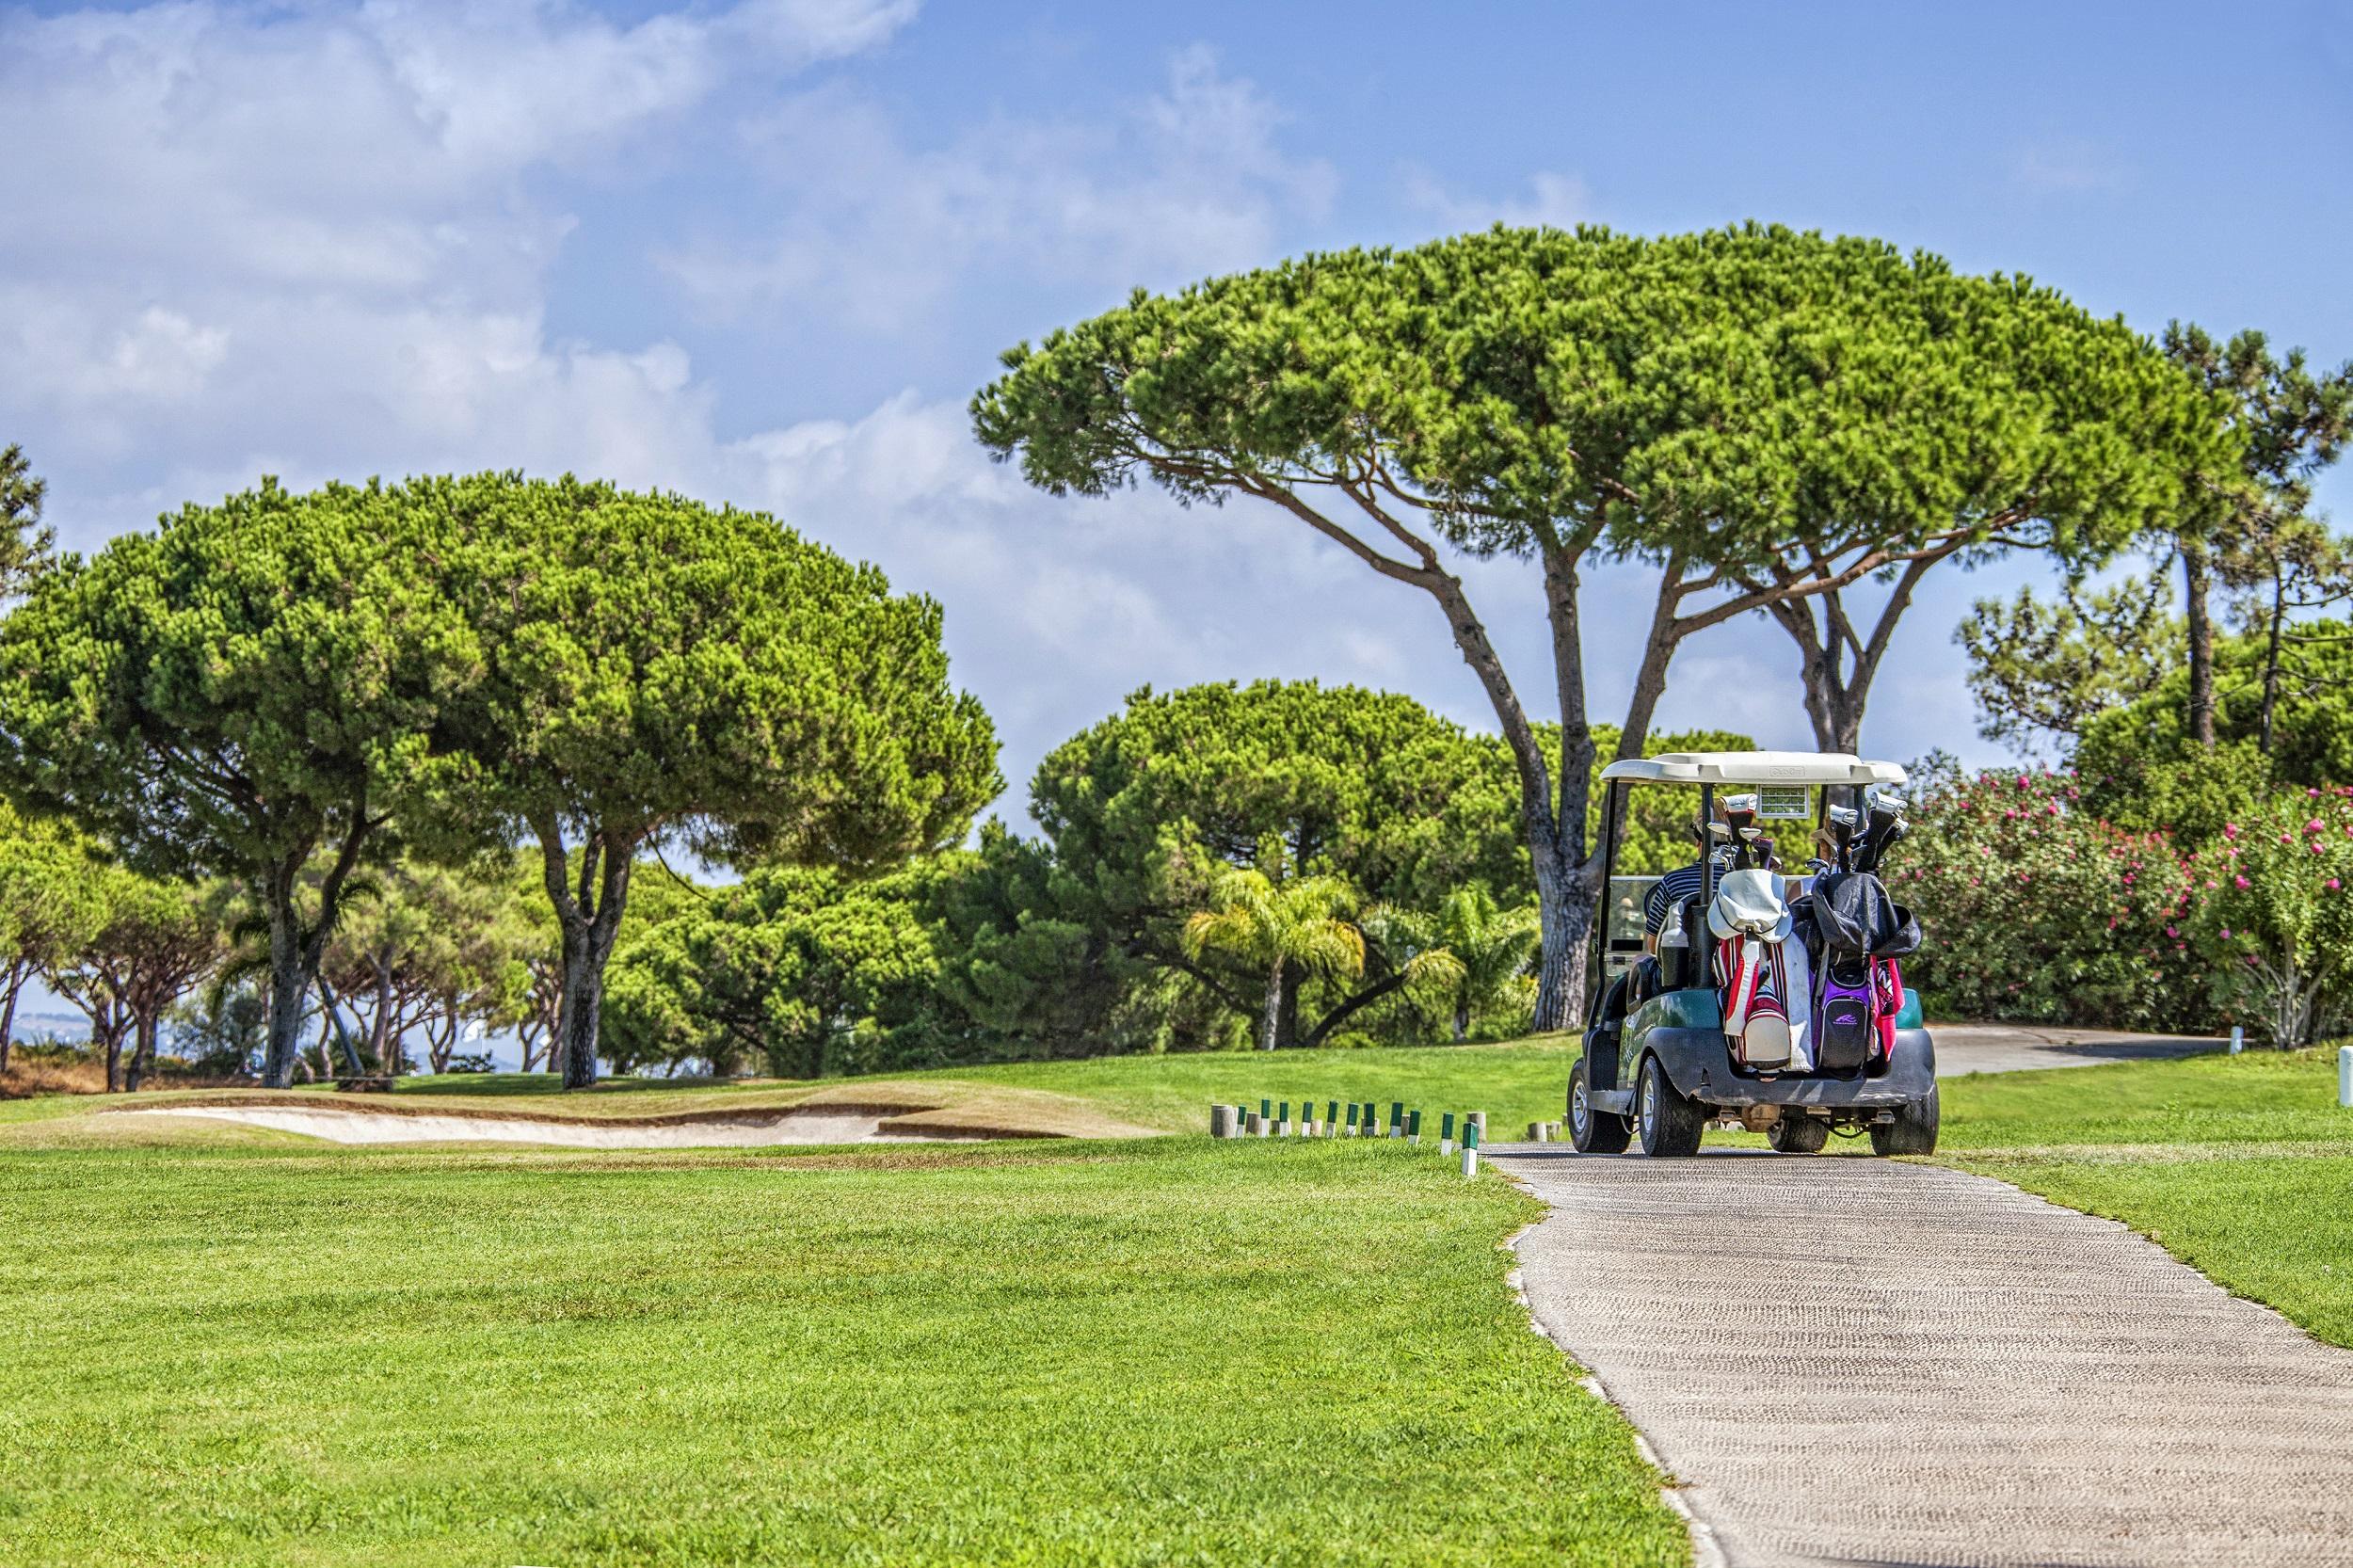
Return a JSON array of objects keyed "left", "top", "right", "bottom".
[{"left": 1598, "top": 751, "right": 1907, "bottom": 787}]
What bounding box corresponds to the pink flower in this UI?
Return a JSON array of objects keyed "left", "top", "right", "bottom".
[
  {"left": 2221, "top": 928, "right": 2232, "bottom": 938},
  {"left": 2331, "top": 880, "right": 2344, "bottom": 892},
  {"left": 2224, "top": 824, "right": 2240, "bottom": 840},
  {"left": 2235, "top": 874, "right": 2250, "bottom": 889},
  {"left": 2166, "top": 926, "right": 2178, "bottom": 937},
  {"left": 2310, "top": 820, "right": 2326, "bottom": 833}
]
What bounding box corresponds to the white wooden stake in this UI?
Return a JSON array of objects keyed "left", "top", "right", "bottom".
[
  {"left": 2232, "top": 1025, "right": 2245, "bottom": 1056},
  {"left": 1461, "top": 1146, "right": 1479, "bottom": 1177},
  {"left": 2339, "top": 1045, "right": 2351, "bottom": 1109}
]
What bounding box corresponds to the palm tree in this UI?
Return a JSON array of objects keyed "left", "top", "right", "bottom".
[
  {"left": 1182, "top": 869, "right": 1366, "bottom": 1051},
  {"left": 1430, "top": 887, "right": 1541, "bottom": 1041}
]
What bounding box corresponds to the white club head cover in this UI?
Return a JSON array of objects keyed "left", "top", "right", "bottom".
[{"left": 1706, "top": 868, "right": 1794, "bottom": 944}]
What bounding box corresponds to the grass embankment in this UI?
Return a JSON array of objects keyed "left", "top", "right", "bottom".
[
  {"left": 1937, "top": 1048, "right": 2353, "bottom": 1348},
  {"left": 0, "top": 1044, "right": 1685, "bottom": 1568},
  {"left": 0, "top": 1040, "right": 1579, "bottom": 1145}
]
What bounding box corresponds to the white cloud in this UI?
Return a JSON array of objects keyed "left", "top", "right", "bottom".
[
  {"left": 1401, "top": 167, "right": 1592, "bottom": 232},
  {"left": 659, "top": 46, "right": 1338, "bottom": 328},
  {"left": 0, "top": 0, "right": 919, "bottom": 488}
]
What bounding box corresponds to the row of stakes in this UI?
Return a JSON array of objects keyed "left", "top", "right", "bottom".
[{"left": 1209, "top": 1099, "right": 1489, "bottom": 1176}]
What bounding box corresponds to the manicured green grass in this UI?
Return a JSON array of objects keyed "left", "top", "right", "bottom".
[
  {"left": 1938, "top": 1047, "right": 2352, "bottom": 1150},
  {"left": 1937, "top": 1048, "right": 2353, "bottom": 1349},
  {"left": 0, "top": 1130, "right": 1685, "bottom": 1567}
]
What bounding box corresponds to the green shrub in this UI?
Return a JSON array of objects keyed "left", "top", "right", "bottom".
[
  {"left": 1897, "top": 767, "right": 2206, "bottom": 1030},
  {"left": 2192, "top": 786, "right": 2353, "bottom": 1047}
]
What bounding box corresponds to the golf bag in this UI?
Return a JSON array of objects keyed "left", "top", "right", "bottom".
[
  {"left": 1714, "top": 935, "right": 1794, "bottom": 1068},
  {"left": 1813, "top": 956, "right": 1877, "bottom": 1073},
  {"left": 1706, "top": 870, "right": 1811, "bottom": 1071},
  {"left": 1798, "top": 870, "right": 1921, "bottom": 1076}
]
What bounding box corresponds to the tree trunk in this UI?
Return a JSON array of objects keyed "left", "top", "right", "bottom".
[
  {"left": 1258, "top": 959, "right": 1283, "bottom": 1051},
  {"left": 0, "top": 965, "right": 22, "bottom": 1076},
  {"left": 541, "top": 829, "right": 637, "bottom": 1089},
  {"left": 314, "top": 980, "right": 368, "bottom": 1079},
  {"left": 1430, "top": 546, "right": 1607, "bottom": 1035},
  {"left": 1453, "top": 1001, "right": 1469, "bottom": 1043},
  {"left": 371, "top": 958, "right": 400, "bottom": 1076},
  {"left": 1275, "top": 966, "right": 1302, "bottom": 1050},
  {"left": 2260, "top": 563, "right": 2286, "bottom": 755},
  {"left": 258, "top": 813, "right": 373, "bottom": 1089},
  {"left": 103, "top": 1023, "right": 127, "bottom": 1094},
  {"left": 124, "top": 1013, "right": 157, "bottom": 1093},
  {"left": 2183, "top": 540, "right": 2217, "bottom": 748},
  {"left": 1765, "top": 566, "right": 1934, "bottom": 756},
  {"left": 428, "top": 997, "right": 459, "bottom": 1074},
  {"left": 261, "top": 903, "right": 312, "bottom": 1090},
  {"left": 1529, "top": 832, "right": 1595, "bottom": 1034},
  {"left": 1822, "top": 693, "right": 1865, "bottom": 756}
]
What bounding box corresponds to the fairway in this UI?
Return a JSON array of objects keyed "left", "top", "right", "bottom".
[
  {"left": 8, "top": 1039, "right": 2349, "bottom": 1567},
  {"left": 0, "top": 1123, "right": 1685, "bottom": 1568}
]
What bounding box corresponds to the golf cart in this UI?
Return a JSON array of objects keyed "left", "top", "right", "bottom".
[{"left": 1567, "top": 751, "right": 1939, "bottom": 1158}]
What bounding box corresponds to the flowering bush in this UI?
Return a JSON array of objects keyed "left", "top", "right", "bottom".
[
  {"left": 1897, "top": 768, "right": 2206, "bottom": 1030},
  {"left": 2190, "top": 787, "right": 2353, "bottom": 1048}
]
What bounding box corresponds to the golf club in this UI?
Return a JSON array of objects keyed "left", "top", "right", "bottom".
[
  {"left": 1826, "top": 803, "right": 1859, "bottom": 873},
  {"left": 1858, "top": 787, "right": 1906, "bottom": 875},
  {"left": 1722, "top": 792, "right": 1762, "bottom": 869}
]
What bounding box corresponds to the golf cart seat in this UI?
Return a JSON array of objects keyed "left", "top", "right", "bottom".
[{"left": 1625, "top": 953, "right": 1664, "bottom": 1008}]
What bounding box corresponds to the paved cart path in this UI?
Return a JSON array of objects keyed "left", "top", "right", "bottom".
[{"left": 1491, "top": 1150, "right": 2353, "bottom": 1567}]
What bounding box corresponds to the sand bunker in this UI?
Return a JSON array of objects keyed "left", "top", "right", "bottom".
[{"left": 115, "top": 1105, "right": 1001, "bottom": 1148}]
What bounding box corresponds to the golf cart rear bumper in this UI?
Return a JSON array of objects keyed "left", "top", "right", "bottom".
[{"left": 1636, "top": 1027, "right": 1936, "bottom": 1110}]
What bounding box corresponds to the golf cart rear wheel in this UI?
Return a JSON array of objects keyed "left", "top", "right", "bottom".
[
  {"left": 1636, "top": 1054, "right": 1705, "bottom": 1158},
  {"left": 1870, "top": 1084, "right": 1940, "bottom": 1156},
  {"left": 1769, "top": 1115, "right": 1830, "bottom": 1154},
  {"left": 1569, "top": 1059, "right": 1630, "bottom": 1155}
]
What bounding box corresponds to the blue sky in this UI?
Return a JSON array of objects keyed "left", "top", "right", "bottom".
[{"left": 6, "top": 0, "right": 2350, "bottom": 823}]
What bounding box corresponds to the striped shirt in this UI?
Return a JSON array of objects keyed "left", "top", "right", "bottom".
[{"left": 1642, "top": 851, "right": 1736, "bottom": 935}]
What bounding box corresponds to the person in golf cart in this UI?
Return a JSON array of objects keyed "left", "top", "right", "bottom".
[
  {"left": 1641, "top": 800, "right": 1789, "bottom": 954},
  {"left": 1641, "top": 805, "right": 1735, "bottom": 954}
]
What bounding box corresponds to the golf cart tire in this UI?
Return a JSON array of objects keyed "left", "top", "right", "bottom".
[
  {"left": 1870, "top": 1084, "right": 1940, "bottom": 1156},
  {"left": 1636, "top": 1054, "right": 1705, "bottom": 1159},
  {"left": 1769, "top": 1115, "right": 1830, "bottom": 1154},
  {"left": 1569, "top": 1059, "right": 1631, "bottom": 1155}
]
